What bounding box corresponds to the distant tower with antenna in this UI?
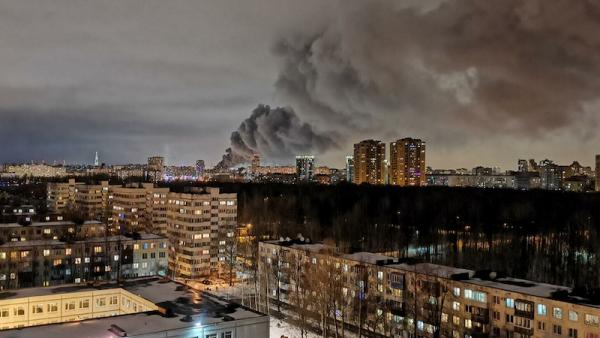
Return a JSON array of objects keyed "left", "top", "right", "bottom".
[{"left": 94, "top": 151, "right": 99, "bottom": 166}]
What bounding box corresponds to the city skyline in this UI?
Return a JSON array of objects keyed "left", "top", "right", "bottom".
[{"left": 2, "top": 1, "right": 600, "bottom": 169}]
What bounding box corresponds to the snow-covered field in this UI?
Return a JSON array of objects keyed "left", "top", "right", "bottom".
[{"left": 270, "top": 318, "right": 319, "bottom": 338}]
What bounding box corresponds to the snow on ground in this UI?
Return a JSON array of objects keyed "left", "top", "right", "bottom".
[{"left": 270, "top": 318, "right": 320, "bottom": 338}]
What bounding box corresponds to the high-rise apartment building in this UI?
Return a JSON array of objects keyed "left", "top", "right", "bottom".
[
  {"left": 538, "top": 159, "right": 562, "bottom": 190},
  {"left": 295, "top": 155, "right": 315, "bottom": 181},
  {"left": 345, "top": 156, "right": 354, "bottom": 182},
  {"left": 46, "top": 179, "right": 82, "bottom": 214},
  {"left": 166, "top": 187, "right": 237, "bottom": 279},
  {"left": 196, "top": 160, "right": 205, "bottom": 178},
  {"left": 111, "top": 183, "right": 169, "bottom": 234},
  {"left": 353, "top": 140, "right": 386, "bottom": 184},
  {"left": 251, "top": 154, "right": 260, "bottom": 174},
  {"left": 596, "top": 155, "right": 600, "bottom": 192},
  {"left": 147, "top": 156, "right": 165, "bottom": 182},
  {"left": 518, "top": 159, "right": 529, "bottom": 173},
  {"left": 74, "top": 181, "right": 119, "bottom": 221},
  {"left": 390, "top": 138, "right": 426, "bottom": 186}
]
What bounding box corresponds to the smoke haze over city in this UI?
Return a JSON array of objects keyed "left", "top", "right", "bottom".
[{"left": 1, "top": 0, "right": 600, "bottom": 169}]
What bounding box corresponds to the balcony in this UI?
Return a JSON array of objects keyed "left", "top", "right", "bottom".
[
  {"left": 470, "top": 311, "right": 490, "bottom": 324},
  {"left": 514, "top": 326, "right": 534, "bottom": 336},
  {"left": 514, "top": 309, "right": 534, "bottom": 319}
]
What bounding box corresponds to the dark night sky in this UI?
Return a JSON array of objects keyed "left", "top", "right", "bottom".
[{"left": 1, "top": 0, "right": 599, "bottom": 169}]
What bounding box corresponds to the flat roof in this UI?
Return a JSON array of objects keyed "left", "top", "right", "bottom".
[
  {"left": 0, "top": 233, "right": 166, "bottom": 249},
  {"left": 0, "top": 221, "right": 103, "bottom": 228},
  {"left": 0, "top": 278, "right": 267, "bottom": 338}
]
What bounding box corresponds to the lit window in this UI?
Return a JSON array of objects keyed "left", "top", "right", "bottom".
[
  {"left": 43, "top": 249, "right": 50, "bottom": 256},
  {"left": 553, "top": 307, "right": 562, "bottom": 319},
  {"left": 377, "top": 271, "right": 384, "bottom": 280},
  {"left": 75, "top": 257, "right": 81, "bottom": 264},
  {"left": 452, "top": 301, "right": 460, "bottom": 311},
  {"left": 506, "top": 298, "right": 514, "bottom": 308},
  {"left": 65, "top": 248, "right": 72, "bottom": 255},
  {"left": 569, "top": 311, "right": 578, "bottom": 322},
  {"left": 453, "top": 287, "right": 460, "bottom": 297},
  {"left": 537, "top": 304, "right": 547, "bottom": 316}
]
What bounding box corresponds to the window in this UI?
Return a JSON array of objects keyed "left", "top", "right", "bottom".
[
  {"left": 94, "top": 246, "right": 102, "bottom": 253},
  {"left": 43, "top": 249, "right": 50, "bottom": 256},
  {"left": 506, "top": 314, "right": 514, "bottom": 323},
  {"left": 452, "top": 301, "right": 460, "bottom": 311},
  {"left": 553, "top": 325, "right": 562, "bottom": 335},
  {"left": 569, "top": 311, "right": 578, "bottom": 322},
  {"left": 47, "top": 303, "right": 58, "bottom": 312},
  {"left": 417, "top": 320, "right": 424, "bottom": 331},
  {"left": 585, "top": 314, "right": 599, "bottom": 326},
  {"left": 569, "top": 328, "right": 578, "bottom": 338},
  {"left": 110, "top": 296, "right": 118, "bottom": 305},
  {"left": 114, "top": 255, "right": 119, "bottom": 261},
  {"left": 554, "top": 307, "right": 563, "bottom": 319},
  {"left": 65, "top": 301, "right": 75, "bottom": 310},
  {"left": 464, "top": 319, "right": 472, "bottom": 328},
  {"left": 453, "top": 287, "right": 460, "bottom": 297},
  {"left": 222, "top": 332, "right": 232, "bottom": 338},
  {"left": 442, "top": 313, "right": 449, "bottom": 323},
  {"left": 32, "top": 304, "right": 43, "bottom": 314},
  {"left": 65, "top": 248, "right": 72, "bottom": 255},
  {"left": 79, "top": 299, "right": 90, "bottom": 308},
  {"left": 377, "top": 271, "right": 384, "bottom": 280},
  {"left": 453, "top": 316, "right": 460, "bottom": 325},
  {"left": 133, "top": 263, "right": 139, "bottom": 269},
  {"left": 537, "top": 304, "right": 547, "bottom": 316},
  {"left": 538, "top": 321, "right": 545, "bottom": 330},
  {"left": 97, "top": 297, "right": 106, "bottom": 307},
  {"left": 206, "top": 334, "right": 217, "bottom": 338},
  {"left": 464, "top": 289, "right": 486, "bottom": 302},
  {"left": 0, "top": 253, "right": 5, "bottom": 260},
  {"left": 506, "top": 298, "right": 514, "bottom": 308},
  {"left": 0, "top": 308, "right": 8, "bottom": 318},
  {"left": 13, "top": 306, "right": 25, "bottom": 316}
]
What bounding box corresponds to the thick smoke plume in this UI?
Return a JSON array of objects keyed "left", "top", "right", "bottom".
[
  {"left": 220, "top": 0, "right": 600, "bottom": 168},
  {"left": 274, "top": 0, "right": 600, "bottom": 148},
  {"left": 217, "top": 104, "right": 335, "bottom": 168}
]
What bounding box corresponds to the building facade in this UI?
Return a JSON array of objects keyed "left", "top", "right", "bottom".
[
  {"left": 167, "top": 187, "right": 237, "bottom": 279},
  {"left": 353, "top": 139, "right": 386, "bottom": 185},
  {"left": 259, "top": 240, "right": 600, "bottom": 338},
  {"left": 111, "top": 183, "right": 169, "bottom": 234},
  {"left": 296, "top": 155, "right": 315, "bottom": 181},
  {"left": 0, "top": 233, "right": 167, "bottom": 289},
  {"left": 390, "top": 138, "right": 427, "bottom": 186}
]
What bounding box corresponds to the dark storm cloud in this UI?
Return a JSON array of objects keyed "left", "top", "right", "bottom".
[
  {"left": 272, "top": 0, "right": 600, "bottom": 159},
  {"left": 217, "top": 104, "right": 336, "bottom": 168}
]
